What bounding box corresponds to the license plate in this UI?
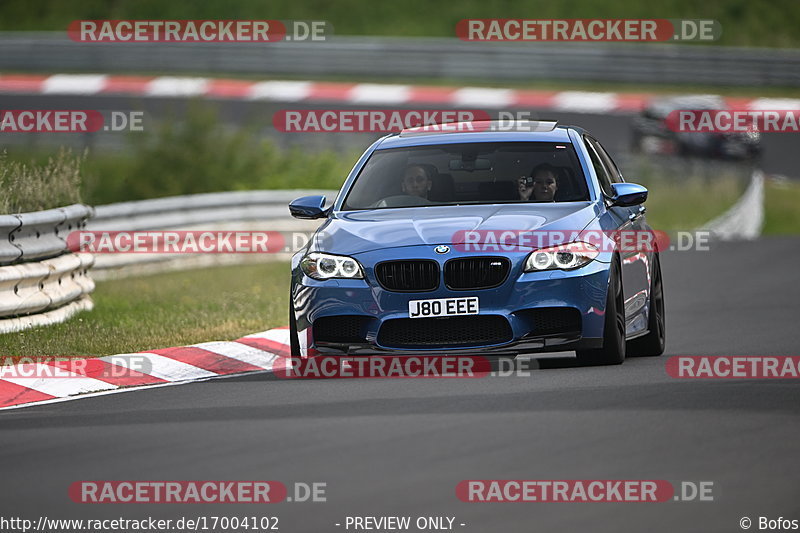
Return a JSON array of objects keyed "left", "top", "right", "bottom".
[{"left": 408, "top": 297, "right": 479, "bottom": 318}]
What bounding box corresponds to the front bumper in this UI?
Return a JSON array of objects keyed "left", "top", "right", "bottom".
[{"left": 291, "top": 247, "right": 612, "bottom": 356}]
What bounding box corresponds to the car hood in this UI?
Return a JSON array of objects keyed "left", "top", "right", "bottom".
[{"left": 314, "top": 203, "right": 599, "bottom": 256}]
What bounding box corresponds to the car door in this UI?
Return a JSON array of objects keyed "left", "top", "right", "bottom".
[{"left": 583, "top": 136, "right": 649, "bottom": 335}]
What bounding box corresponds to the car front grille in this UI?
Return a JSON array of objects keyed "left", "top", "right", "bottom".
[
  {"left": 444, "top": 257, "right": 511, "bottom": 290},
  {"left": 375, "top": 260, "right": 439, "bottom": 292},
  {"left": 377, "top": 315, "right": 513, "bottom": 348},
  {"left": 313, "top": 316, "right": 370, "bottom": 344}
]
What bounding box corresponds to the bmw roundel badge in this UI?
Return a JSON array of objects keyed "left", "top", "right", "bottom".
[{"left": 434, "top": 245, "right": 450, "bottom": 254}]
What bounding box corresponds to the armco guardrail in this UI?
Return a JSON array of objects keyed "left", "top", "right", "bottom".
[
  {"left": 0, "top": 204, "right": 95, "bottom": 334},
  {"left": 13, "top": 204, "right": 92, "bottom": 261},
  {"left": 1, "top": 33, "right": 799, "bottom": 88},
  {"left": 87, "top": 189, "right": 336, "bottom": 275},
  {"left": 88, "top": 190, "right": 335, "bottom": 232}
]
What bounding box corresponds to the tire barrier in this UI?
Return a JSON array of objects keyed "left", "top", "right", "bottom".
[{"left": 0, "top": 204, "right": 94, "bottom": 333}]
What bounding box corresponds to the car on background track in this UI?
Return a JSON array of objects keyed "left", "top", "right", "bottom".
[
  {"left": 630, "top": 95, "right": 761, "bottom": 160},
  {"left": 288, "top": 121, "right": 666, "bottom": 366}
]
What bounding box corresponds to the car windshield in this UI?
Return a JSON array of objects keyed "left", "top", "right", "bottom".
[{"left": 342, "top": 142, "right": 590, "bottom": 210}]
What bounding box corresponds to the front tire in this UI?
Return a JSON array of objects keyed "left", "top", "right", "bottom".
[
  {"left": 627, "top": 253, "right": 666, "bottom": 357},
  {"left": 289, "top": 298, "right": 301, "bottom": 357},
  {"left": 576, "top": 258, "right": 626, "bottom": 366}
]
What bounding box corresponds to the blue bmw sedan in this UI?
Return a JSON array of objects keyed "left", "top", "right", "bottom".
[{"left": 288, "top": 122, "right": 665, "bottom": 366}]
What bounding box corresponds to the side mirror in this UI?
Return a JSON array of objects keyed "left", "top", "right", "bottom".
[
  {"left": 610, "top": 183, "right": 648, "bottom": 207},
  {"left": 289, "top": 195, "right": 328, "bottom": 219}
]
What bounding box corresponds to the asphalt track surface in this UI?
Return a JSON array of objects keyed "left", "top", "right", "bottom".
[
  {"left": 1, "top": 237, "right": 798, "bottom": 533},
  {"left": 0, "top": 93, "right": 796, "bottom": 178}
]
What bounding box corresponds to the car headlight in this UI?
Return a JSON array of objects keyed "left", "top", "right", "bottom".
[
  {"left": 524, "top": 242, "right": 599, "bottom": 272},
  {"left": 300, "top": 252, "right": 364, "bottom": 280}
]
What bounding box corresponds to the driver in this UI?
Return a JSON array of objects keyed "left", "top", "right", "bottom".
[
  {"left": 518, "top": 163, "right": 559, "bottom": 202},
  {"left": 402, "top": 164, "right": 433, "bottom": 199}
]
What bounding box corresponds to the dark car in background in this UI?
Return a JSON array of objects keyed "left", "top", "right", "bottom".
[{"left": 631, "top": 95, "right": 761, "bottom": 160}]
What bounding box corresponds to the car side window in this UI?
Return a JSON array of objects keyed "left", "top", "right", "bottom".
[
  {"left": 593, "top": 140, "right": 625, "bottom": 183},
  {"left": 583, "top": 136, "right": 615, "bottom": 197}
]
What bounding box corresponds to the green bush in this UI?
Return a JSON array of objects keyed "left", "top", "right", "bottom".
[
  {"left": 623, "top": 156, "right": 751, "bottom": 230},
  {"left": 3, "top": 105, "right": 358, "bottom": 207},
  {"left": 81, "top": 105, "right": 355, "bottom": 204}
]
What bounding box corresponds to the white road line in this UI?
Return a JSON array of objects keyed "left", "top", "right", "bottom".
[
  {"left": 248, "top": 80, "right": 311, "bottom": 101},
  {"left": 193, "top": 341, "right": 282, "bottom": 369},
  {"left": 99, "top": 353, "right": 216, "bottom": 381},
  {"left": 0, "top": 370, "right": 274, "bottom": 411},
  {"left": 146, "top": 77, "right": 210, "bottom": 97},
  {"left": 349, "top": 83, "right": 410, "bottom": 105},
  {"left": 553, "top": 91, "right": 619, "bottom": 113},
  {"left": 1, "top": 364, "right": 117, "bottom": 397},
  {"left": 452, "top": 87, "right": 514, "bottom": 108},
  {"left": 244, "top": 329, "right": 292, "bottom": 346},
  {"left": 43, "top": 74, "right": 108, "bottom": 95},
  {"left": 746, "top": 97, "right": 800, "bottom": 110}
]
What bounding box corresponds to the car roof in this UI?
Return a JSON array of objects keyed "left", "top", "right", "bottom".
[
  {"left": 374, "top": 124, "right": 579, "bottom": 150},
  {"left": 646, "top": 95, "right": 726, "bottom": 117}
]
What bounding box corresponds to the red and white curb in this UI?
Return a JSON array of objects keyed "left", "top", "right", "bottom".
[
  {"left": 0, "top": 328, "right": 292, "bottom": 411},
  {"left": 2, "top": 73, "right": 798, "bottom": 114}
]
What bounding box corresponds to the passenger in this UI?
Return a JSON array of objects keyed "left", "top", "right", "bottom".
[
  {"left": 402, "top": 164, "right": 433, "bottom": 199},
  {"left": 519, "top": 163, "right": 559, "bottom": 202}
]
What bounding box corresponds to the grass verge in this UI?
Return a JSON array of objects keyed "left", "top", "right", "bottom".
[
  {"left": 638, "top": 177, "right": 745, "bottom": 231},
  {"left": 0, "top": 262, "right": 289, "bottom": 359},
  {"left": 626, "top": 158, "right": 750, "bottom": 231},
  {"left": 0, "top": 148, "right": 84, "bottom": 213},
  {"left": 763, "top": 177, "right": 800, "bottom": 234}
]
